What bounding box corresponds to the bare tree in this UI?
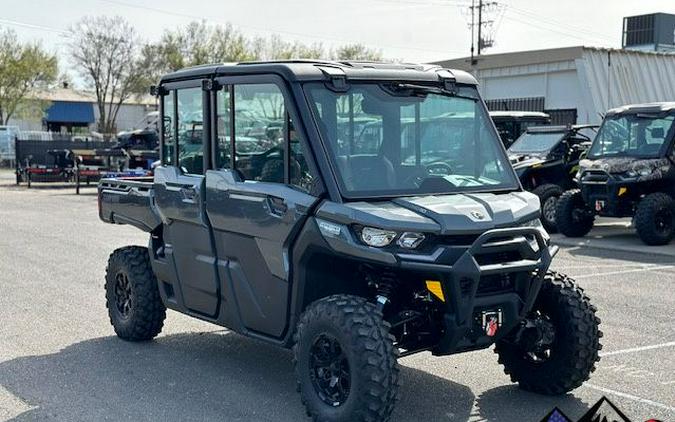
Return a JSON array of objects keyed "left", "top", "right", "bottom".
[{"left": 67, "top": 16, "right": 145, "bottom": 134}]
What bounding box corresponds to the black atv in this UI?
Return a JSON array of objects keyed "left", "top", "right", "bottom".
[
  {"left": 508, "top": 125, "right": 595, "bottom": 232},
  {"left": 490, "top": 110, "right": 551, "bottom": 148},
  {"left": 557, "top": 102, "right": 675, "bottom": 245},
  {"left": 98, "top": 61, "right": 602, "bottom": 422}
]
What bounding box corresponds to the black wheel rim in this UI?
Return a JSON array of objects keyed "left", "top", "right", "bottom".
[
  {"left": 654, "top": 208, "right": 673, "bottom": 236},
  {"left": 543, "top": 196, "right": 558, "bottom": 224},
  {"left": 519, "top": 311, "right": 556, "bottom": 364},
  {"left": 114, "top": 272, "right": 133, "bottom": 319},
  {"left": 309, "top": 333, "right": 350, "bottom": 407}
]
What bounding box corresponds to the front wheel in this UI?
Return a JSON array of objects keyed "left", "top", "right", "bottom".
[
  {"left": 635, "top": 193, "right": 675, "bottom": 246},
  {"left": 293, "top": 295, "right": 399, "bottom": 422},
  {"left": 556, "top": 189, "right": 594, "bottom": 237},
  {"left": 495, "top": 272, "right": 602, "bottom": 395},
  {"left": 533, "top": 184, "right": 563, "bottom": 233}
]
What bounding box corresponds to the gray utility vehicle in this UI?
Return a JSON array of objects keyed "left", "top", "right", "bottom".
[
  {"left": 98, "top": 61, "right": 601, "bottom": 422},
  {"left": 557, "top": 102, "right": 675, "bottom": 246}
]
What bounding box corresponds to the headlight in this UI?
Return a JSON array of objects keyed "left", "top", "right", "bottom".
[
  {"left": 636, "top": 166, "right": 653, "bottom": 177},
  {"left": 397, "top": 232, "right": 425, "bottom": 249},
  {"left": 360, "top": 227, "right": 397, "bottom": 248},
  {"left": 519, "top": 218, "right": 543, "bottom": 229},
  {"left": 317, "top": 219, "right": 343, "bottom": 238},
  {"left": 519, "top": 218, "right": 550, "bottom": 243}
]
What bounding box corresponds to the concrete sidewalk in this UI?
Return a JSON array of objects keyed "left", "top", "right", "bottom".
[{"left": 552, "top": 218, "right": 675, "bottom": 258}]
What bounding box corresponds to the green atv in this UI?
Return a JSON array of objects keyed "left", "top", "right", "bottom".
[{"left": 508, "top": 125, "right": 595, "bottom": 232}]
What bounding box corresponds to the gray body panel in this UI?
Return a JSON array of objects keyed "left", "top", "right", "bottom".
[
  {"left": 316, "top": 191, "right": 540, "bottom": 236},
  {"left": 153, "top": 166, "right": 220, "bottom": 317},
  {"left": 204, "top": 169, "right": 319, "bottom": 338}
]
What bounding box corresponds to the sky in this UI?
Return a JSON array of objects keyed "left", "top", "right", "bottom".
[{"left": 1, "top": 0, "right": 674, "bottom": 73}]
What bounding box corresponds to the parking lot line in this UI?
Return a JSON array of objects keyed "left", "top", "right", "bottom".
[
  {"left": 583, "top": 383, "right": 675, "bottom": 413},
  {"left": 575, "top": 265, "right": 675, "bottom": 279},
  {"left": 599, "top": 341, "right": 675, "bottom": 357}
]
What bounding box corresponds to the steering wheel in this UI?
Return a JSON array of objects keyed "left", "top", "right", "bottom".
[{"left": 425, "top": 162, "right": 452, "bottom": 176}]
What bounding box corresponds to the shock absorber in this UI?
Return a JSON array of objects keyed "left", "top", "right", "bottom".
[{"left": 375, "top": 270, "right": 398, "bottom": 312}]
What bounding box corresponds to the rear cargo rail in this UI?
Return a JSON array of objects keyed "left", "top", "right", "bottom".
[{"left": 98, "top": 177, "right": 160, "bottom": 232}]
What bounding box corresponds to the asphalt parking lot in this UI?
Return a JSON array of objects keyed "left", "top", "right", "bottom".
[{"left": 1, "top": 171, "right": 673, "bottom": 422}]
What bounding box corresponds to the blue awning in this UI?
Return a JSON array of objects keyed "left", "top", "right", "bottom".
[{"left": 45, "top": 101, "right": 95, "bottom": 124}]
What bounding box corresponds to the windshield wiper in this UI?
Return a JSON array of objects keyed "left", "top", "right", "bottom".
[{"left": 386, "top": 82, "right": 477, "bottom": 101}]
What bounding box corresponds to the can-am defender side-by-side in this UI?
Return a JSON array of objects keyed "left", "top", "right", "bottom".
[
  {"left": 489, "top": 111, "right": 551, "bottom": 148},
  {"left": 508, "top": 125, "right": 595, "bottom": 232},
  {"left": 98, "top": 61, "right": 601, "bottom": 422},
  {"left": 557, "top": 102, "right": 675, "bottom": 245}
]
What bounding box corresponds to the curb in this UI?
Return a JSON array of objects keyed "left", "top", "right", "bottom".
[{"left": 552, "top": 236, "right": 675, "bottom": 258}]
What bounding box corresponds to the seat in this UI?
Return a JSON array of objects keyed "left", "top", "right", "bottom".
[{"left": 337, "top": 155, "right": 396, "bottom": 191}]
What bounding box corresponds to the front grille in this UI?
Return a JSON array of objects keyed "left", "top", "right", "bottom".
[
  {"left": 581, "top": 171, "right": 610, "bottom": 183},
  {"left": 584, "top": 184, "right": 609, "bottom": 197},
  {"left": 477, "top": 273, "right": 515, "bottom": 296},
  {"left": 436, "top": 233, "right": 481, "bottom": 246},
  {"left": 458, "top": 273, "right": 516, "bottom": 297},
  {"left": 473, "top": 251, "right": 521, "bottom": 266}
]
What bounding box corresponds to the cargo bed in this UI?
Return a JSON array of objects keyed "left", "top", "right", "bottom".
[{"left": 98, "top": 177, "right": 161, "bottom": 232}]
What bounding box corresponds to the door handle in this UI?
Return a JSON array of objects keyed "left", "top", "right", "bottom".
[
  {"left": 268, "top": 196, "right": 288, "bottom": 215},
  {"left": 180, "top": 186, "right": 197, "bottom": 201}
]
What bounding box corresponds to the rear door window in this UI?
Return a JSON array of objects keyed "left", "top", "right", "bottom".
[{"left": 176, "top": 87, "right": 204, "bottom": 174}]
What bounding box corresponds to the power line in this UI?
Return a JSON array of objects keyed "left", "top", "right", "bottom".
[
  {"left": 505, "top": 6, "right": 615, "bottom": 43},
  {"left": 0, "top": 18, "right": 69, "bottom": 35},
  {"left": 96, "top": 0, "right": 464, "bottom": 55},
  {"left": 502, "top": 11, "right": 614, "bottom": 45}
]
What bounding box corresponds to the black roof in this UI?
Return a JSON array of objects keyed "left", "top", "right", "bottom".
[
  {"left": 525, "top": 124, "right": 599, "bottom": 134},
  {"left": 160, "top": 60, "right": 478, "bottom": 86}
]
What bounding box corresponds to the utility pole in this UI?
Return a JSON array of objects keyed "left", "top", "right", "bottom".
[
  {"left": 467, "top": 0, "right": 500, "bottom": 63},
  {"left": 477, "top": 0, "right": 483, "bottom": 56},
  {"left": 470, "top": 0, "right": 475, "bottom": 64}
]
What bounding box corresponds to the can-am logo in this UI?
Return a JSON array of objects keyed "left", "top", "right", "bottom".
[{"left": 470, "top": 210, "right": 485, "bottom": 220}]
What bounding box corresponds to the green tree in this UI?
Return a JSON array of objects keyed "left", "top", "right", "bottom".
[
  {"left": 0, "top": 29, "right": 57, "bottom": 125},
  {"left": 67, "top": 16, "right": 147, "bottom": 134},
  {"left": 146, "top": 21, "right": 256, "bottom": 76},
  {"left": 252, "top": 35, "right": 324, "bottom": 60},
  {"left": 332, "top": 44, "right": 383, "bottom": 61}
]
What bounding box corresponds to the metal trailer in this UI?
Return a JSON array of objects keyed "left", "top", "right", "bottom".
[{"left": 14, "top": 139, "right": 157, "bottom": 194}]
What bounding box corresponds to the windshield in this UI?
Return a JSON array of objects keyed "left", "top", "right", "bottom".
[
  {"left": 508, "top": 132, "right": 564, "bottom": 154},
  {"left": 589, "top": 113, "right": 675, "bottom": 158},
  {"left": 305, "top": 83, "right": 517, "bottom": 198}
]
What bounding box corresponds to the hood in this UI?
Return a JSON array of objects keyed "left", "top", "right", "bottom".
[
  {"left": 508, "top": 153, "right": 548, "bottom": 170},
  {"left": 317, "top": 191, "right": 540, "bottom": 235},
  {"left": 579, "top": 157, "right": 672, "bottom": 177}
]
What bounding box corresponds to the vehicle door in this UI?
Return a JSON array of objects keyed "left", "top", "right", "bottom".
[
  {"left": 205, "top": 76, "right": 322, "bottom": 339},
  {"left": 153, "top": 82, "right": 220, "bottom": 318}
]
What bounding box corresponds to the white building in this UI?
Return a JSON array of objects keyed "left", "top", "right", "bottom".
[
  {"left": 433, "top": 46, "right": 675, "bottom": 126},
  {"left": 8, "top": 87, "right": 157, "bottom": 135}
]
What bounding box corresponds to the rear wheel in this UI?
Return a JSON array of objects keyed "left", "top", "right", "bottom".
[
  {"left": 533, "top": 184, "right": 563, "bottom": 233},
  {"left": 556, "top": 189, "right": 594, "bottom": 237},
  {"left": 635, "top": 193, "right": 675, "bottom": 246},
  {"left": 495, "top": 272, "right": 602, "bottom": 395},
  {"left": 105, "top": 246, "right": 166, "bottom": 341},
  {"left": 293, "top": 295, "right": 399, "bottom": 422}
]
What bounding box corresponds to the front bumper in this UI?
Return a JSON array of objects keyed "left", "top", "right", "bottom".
[
  {"left": 580, "top": 171, "right": 641, "bottom": 217},
  {"left": 398, "top": 227, "right": 557, "bottom": 355}
]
